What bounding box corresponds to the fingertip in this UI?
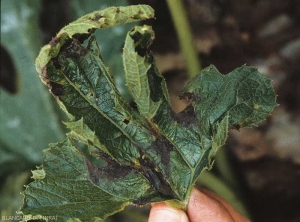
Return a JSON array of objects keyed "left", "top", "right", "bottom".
[
  {"left": 187, "top": 188, "right": 234, "bottom": 222},
  {"left": 149, "top": 202, "right": 188, "bottom": 222},
  {"left": 201, "top": 189, "right": 251, "bottom": 222}
]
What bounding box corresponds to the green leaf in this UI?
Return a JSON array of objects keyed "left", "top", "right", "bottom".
[
  {"left": 70, "top": 0, "right": 130, "bottom": 61},
  {"left": 21, "top": 139, "right": 157, "bottom": 222},
  {"left": 123, "top": 26, "right": 161, "bottom": 119},
  {"left": 70, "top": 0, "right": 135, "bottom": 102},
  {"left": 35, "top": 4, "right": 154, "bottom": 73},
  {"left": 180, "top": 65, "right": 278, "bottom": 137},
  {"left": 0, "top": 0, "right": 65, "bottom": 166},
  {"left": 21, "top": 5, "right": 277, "bottom": 221}
]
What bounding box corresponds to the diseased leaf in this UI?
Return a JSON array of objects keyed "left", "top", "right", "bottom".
[
  {"left": 21, "top": 5, "right": 278, "bottom": 222},
  {"left": 123, "top": 26, "right": 161, "bottom": 119},
  {"left": 21, "top": 139, "right": 156, "bottom": 222},
  {"left": 180, "top": 65, "right": 278, "bottom": 136},
  {"left": 71, "top": 0, "right": 131, "bottom": 61},
  {"left": 70, "top": 0, "right": 136, "bottom": 102},
  {"left": 35, "top": 4, "right": 154, "bottom": 73}
]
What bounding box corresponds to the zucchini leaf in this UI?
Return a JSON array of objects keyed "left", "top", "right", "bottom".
[
  {"left": 0, "top": 0, "right": 65, "bottom": 167},
  {"left": 21, "top": 5, "right": 277, "bottom": 221}
]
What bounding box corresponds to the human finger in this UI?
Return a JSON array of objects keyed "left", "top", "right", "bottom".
[
  {"left": 149, "top": 202, "right": 189, "bottom": 222},
  {"left": 201, "top": 189, "right": 251, "bottom": 222},
  {"left": 187, "top": 188, "right": 236, "bottom": 222}
]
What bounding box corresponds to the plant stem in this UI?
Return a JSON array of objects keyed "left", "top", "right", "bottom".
[
  {"left": 198, "top": 170, "right": 251, "bottom": 219},
  {"left": 166, "top": 0, "right": 201, "bottom": 78},
  {"left": 215, "top": 147, "right": 239, "bottom": 188}
]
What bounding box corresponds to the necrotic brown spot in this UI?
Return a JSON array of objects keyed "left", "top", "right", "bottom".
[
  {"left": 179, "top": 92, "right": 196, "bottom": 102},
  {"left": 85, "top": 151, "right": 132, "bottom": 184},
  {"left": 171, "top": 105, "right": 197, "bottom": 127},
  {"left": 50, "top": 82, "right": 64, "bottom": 96},
  {"left": 90, "top": 13, "right": 103, "bottom": 22}
]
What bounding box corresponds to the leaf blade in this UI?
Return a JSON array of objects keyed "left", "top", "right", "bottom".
[
  {"left": 35, "top": 5, "right": 154, "bottom": 74},
  {"left": 22, "top": 4, "right": 278, "bottom": 221},
  {"left": 21, "top": 140, "right": 129, "bottom": 222}
]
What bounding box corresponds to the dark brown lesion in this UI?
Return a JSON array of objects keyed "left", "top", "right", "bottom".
[
  {"left": 179, "top": 91, "right": 197, "bottom": 102},
  {"left": 87, "top": 155, "right": 164, "bottom": 205},
  {"left": 85, "top": 144, "right": 176, "bottom": 200},
  {"left": 147, "top": 137, "right": 173, "bottom": 167},
  {"left": 171, "top": 104, "right": 197, "bottom": 127},
  {"left": 72, "top": 32, "right": 94, "bottom": 43},
  {"left": 85, "top": 151, "right": 132, "bottom": 184},
  {"left": 134, "top": 170, "right": 174, "bottom": 200},
  {"left": 89, "top": 12, "right": 103, "bottom": 22},
  {"left": 49, "top": 32, "right": 70, "bottom": 47},
  {"left": 60, "top": 39, "right": 88, "bottom": 59},
  {"left": 50, "top": 82, "right": 65, "bottom": 96},
  {"left": 134, "top": 138, "right": 176, "bottom": 199}
]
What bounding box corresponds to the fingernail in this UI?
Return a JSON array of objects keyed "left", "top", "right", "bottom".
[{"left": 149, "top": 208, "right": 185, "bottom": 222}]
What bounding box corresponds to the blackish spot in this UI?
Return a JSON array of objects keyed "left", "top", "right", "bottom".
[
  {"left": 88, "top": 149, "right": 175, "bottom": 199},
  {"left": 95, "top": 13, "right": 101, "bottom": 20},
  {"left": 90, "top": 13, "right": 103, "bottom": 22},
  {"left": 85, "top": 152, "right": 132, "bottom": 183},
  {"left": 116, "top": 8, "right": 120, "bottom": 13},
  {"left": 87, "top": 28, "right": 96, "bottom": 35},
  {"left": 130, "top": 30, "right": 153, "bottom": 57},
  {"left": 136, "top": 148, "right": 174, "bottom": 198},
  {"left": 72, "top": 33, "right": 91, "bottom": 43},
  {"left": 50, "top": 82, "right": 64, "bottom": 96},
  {"left": 122, "top": 119, "right": 130, "bottom": 124},
  {"left": 172, "top": 105, "right": 197, "bottom": 127},
  {"left": 179, "top": 92, "right": 197, "bottom": 102},
  {"left": 91, "top": 151, "right": 115, "bottom": 165},
  {"left": 148, "top": 137, "right": 173, "bottom": 167},
  {"left": 0, "top": 46, "right": 18, "bottom": 94},
  {"left": 49, "top": 32, "right": 70, "bottom": 47},
  {"left": 52, "top": 57, "right": 61, "bottom": 70},
  {"left": 144, "top": 59, "right": 166, "bottom": 104},
  {"left": 61, "top": 39, "right": 88, "bottom": 59}
]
